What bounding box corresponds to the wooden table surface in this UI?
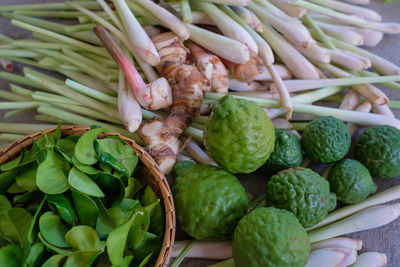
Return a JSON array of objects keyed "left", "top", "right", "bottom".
[{"left": 1, "top": 0, "right": 400, "bottom": 266}]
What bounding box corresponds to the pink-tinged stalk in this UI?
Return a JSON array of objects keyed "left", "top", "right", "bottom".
[
  {"left": 305, "top": 247, "right": 357, "bottom": 267},
  {"left": 229, "top": 79, "right": 266, "bottom": 91},
  {"left": 134, "top": 0, "right": 190, "bottom": 40},
  {"left": 352, "top": 252, "right": 387, "bottom": 267},
  {"left": 114, "top": 0, "right": 160, "bottom": 65},
  {"left": 0, "top": 59, "right": 13, "bottom": 72},
  {"left": 255, "top": 64, "right": 292, "bottom": 81},
  {"left": 272, "top": 118, "right": 291, "bottom": 129},
  {"left": 94, "top": 26, "right": 172, "bottom": 110},
  {"left": 339, "top": 89, "right": 361, "bottom": 110},
  {"left": 249, "top": 2, "right": 315, "bottom": 48},
  {"left": 307, "top": 0, "right": 381, "bottom": 21},
  {"left": 315, "top": 22, "right": 364, "bottom": 46},
  {"left": 348, "top": 100, "right": 372, "bottom": 135},
  {"left": 206, "top": 0, "right": 251, "bottom": 6},
  {"left": 187, "top": 42, "right": 229, "bottom": 94},
  {"left": 372, "top": 103, "right": 395, "bottom": 118},
  {"left": 310, "top": 237, "right": 362, "bottom": 251},
  {"left": 199, "top": 2, "right": 258, "bottom": 57},
  {"left": 172, "top": 240, "right": 232, "bottom": 259},
  {"left": 231, "top": 6, "right": 263, "bottom": 32},
  {"left": 185, "top": 139, "right": 217, "bottom": 166},
  {"left": 118, "top": 71, "right": 142, "bottom": 132},
  {"left": 268, "top": 0, "right": 306, "bottom": 18},
  {"left": 350, "top": 84, "right": 389, "bottom": 105},
  {"left": 186, "top": 24, "right": 250, "bottom": 64},
  {"left": 354, "top": 28, "right": 383, "bottom": 47}
]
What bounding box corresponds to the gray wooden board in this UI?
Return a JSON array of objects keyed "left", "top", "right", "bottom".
[{"left": 0, "top": 0, "right": 400, "bottom": 266}]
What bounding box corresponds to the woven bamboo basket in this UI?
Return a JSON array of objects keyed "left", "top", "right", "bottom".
[{"left": 0, "top": 125, "right": 176, "bottom": 267}]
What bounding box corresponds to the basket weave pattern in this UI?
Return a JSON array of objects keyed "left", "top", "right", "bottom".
[{"left": 0, "top": 125, "right": 176, "bottom": 267}]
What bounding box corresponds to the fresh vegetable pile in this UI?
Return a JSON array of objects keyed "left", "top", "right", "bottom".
[
  {"left": 0, "top": 0, "right": 400, "bottom": 266},
  {"left": 0, "top": 125, "right": 165, "bottom": 266}
]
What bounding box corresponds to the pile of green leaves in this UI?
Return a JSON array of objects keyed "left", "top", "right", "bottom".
[{"left": 0, "top": 125, "right": 164, "bottom": 267}]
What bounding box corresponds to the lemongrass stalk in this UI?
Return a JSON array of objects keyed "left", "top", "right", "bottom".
[
  {"left": 0, "top": 71, "right": 47, "bottom": 91},
  {"left": 231, "top": 91, "right": 278, "bottom": 99},
  {"left": 206, "top": 92, "right": 400, "bottom": 129},
  {"left": 0, "top": 58, "right": 12, "bottom": 71},
  {"left": 308, "top": 0, "right": 380, "bottom": 21},
  {"left": 37, "top": 105, "right": 142, "bottom": 144},
  {"left": 315, "top": 62, "right": 352, "bottom": 78},
  {"left": 231, "top": 6, "right": 262, "bottom": 32},
  {"left": 372, "top": 103, "right": 395, "bottom": 118},
  {"left": 65, "top": 23, "right": 95, "bottom": 33},
  {"left": 0, "top": 123, "right": 55, "bottom": 134},
  {"left": 328, "top": 49, "right": 368, "bottom": 70},
  {"left": 352, "top": 252, "right": 387, "bottom": 267},
  {"left": 0, "top": 134, "right": 25, "bottom": 142},
  {"left": 61, "top": 47, "right": 111, "bottom": 78},
  {"left": 0, "top": 44, "right": 14, "bottom": 49},
  {"left": 14, "top": 10, "right": 87, "bottom": 18},
  {"left": 354, "top": 28, "right": 383, "bottom": 47},
  {"left": 11, "top": 40, "right": 76, "bottom": 50},
  {"left": 341, "top": 0, "right": 369, "bottom": 4},
  {"left": 291, "top": 122, "right": 308, "bottom": 131},
  {"left": 26, "top": 73, "right": 120, "bottom": 120},
  {"left": 314, "top": 22, "right": 363, "bottom": 46},
  {"left": 176, "top": 153, "right": 195, "bottom": 163},
  {"left": 5, "top": 108, "right": 33, "bottom": 119},
  {"left": 0, "top": 2, "right": 100, "bottom": 11},
  {"left": 293, "top": 44, "right": 331, "bottom": 63},
  {"left": 271, "top": 75, "right": 400, "bottom": 92},
  {"left": 32, "top": 92, "right": 80, "bottom": 106},
  {"left": 11, "top": 20, "right": 106, "bottom": 56},
  {"left": 114, "top": 0, "right": 159, "bottom": 65},
  {"left": 200, "top": 2, "right": 258, "bottom": 56},
  {"left": 0, "top": 34, "right": 13, "bottom": 43},
  {"left": 308, "top": 204, "right": 400, "bottom": 243},
  {"left": 339, "top": 89, "right": 361, "bottom": 110},
  {"left": 94, "top": 25, "right": 172, "bottom": 110},
  {"left": 296, "top": 1, "right": 400, "bottom": 34},
  {"left": 0, "top": 101, "right": 40, "bottom": 110},
  {"left": 229, "top": 79, "right": 266, "bottom": 91},
  {"left": 255, "top": 64, "right": 292, "bottom": 81},
  {"left": 78, "top": 51, "right": 118, "bottom": 69},
  {"left": 96, "top": 0, "right": 123, "bottom": 29},
  {"left": 185, "top": 140, "right": 217, "bottom": 166},
  {"left": 172, "top": 241, "right": 232, "bottom": 259},
  {"left": 308, "top": 185, "right": 400, "bottom": 231},
  {"left": 357, "top": 70, "right": 400, "bottom": 92},
  {"left": 305, "top": 247, "right": 357, "bottom": 267},
  {"left": 135, "top": 0, "right": 189, "bottom": 40},
  {"left": 186, "top": 24, "right": 250, "bottom": 64},
  {"left": 65, "top": 79, "right": 117, "bottom": 106},
  {"left": 0, "top": 49, "right": 41, "bottom": 58},
  {"left": 220, "top": 5, "right": 274, "bottom": 65},
  {"left": 272, "top": 118, "right": 291, "bottom": 129},
  {"left": 268, "top": 0, "right": 306, "bottom": 18},
  {"left": 254, "top": 0, "right": 300, "bottom": 24},
  {"left": 59, "top": 69, "right": 117, "bottom": 94},
  {"left": 67, "top": 2, "right": 158, "bottom": 81},
  {"left": 191, "top": 11, "right": 215, "bottom": 25},
  {"left": 351, "top": 84, "right": 389, "bottom": 105},
  {"left": 34, "top": 115, "right": 68, "bottom": 124},
  {"left": 310, "top": 237, "right": 362, "bottom": 251},
  {"left": 118, "top": 70, "right": 142, "bottom": 132},
  {"left": 259, "top": 24, "right": 319, "bottom": 79},
  {"left": 179, "top": 0, "right": 193, "bottom": 23},
  {"left": 184, "top": 127, "right": 203, "bottom": 142},
  {"left": 170, "top": 240, "right": 196, "bottom": 267},
  {"left": 0, "top": 90, "right": 31, "bottom": 102},
  {"left": 347, "top": 100, "right": 372, "bottom": 135},
  {"left": 291, "top": 86, "right": 344, "bottom": 104},
  {"left": 10, "top": 84, "right": 33, "bottom": 98},
  {"left": 1, "top": 12, "right": 101, "bottom": 45},
  {"left": 249, "top": 2, "right": 314, "bottom": 48},
  {"left": 35, "top": 48, "right": 108, "bottom": 81},
  {"left": 24, "top": 67, "right": 65, "bottom": 85},
  {"left": 206, "top": 0, "right": 250, "bottom": 5}
]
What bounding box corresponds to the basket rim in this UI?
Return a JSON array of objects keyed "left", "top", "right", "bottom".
[{"left": 0, "top": 125, "right": 176, "bottom": 267}]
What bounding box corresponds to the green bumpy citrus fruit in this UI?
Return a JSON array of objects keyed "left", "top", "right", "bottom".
[
  {"left": 301, "top": 116, "right": 351, "bottom": 163},
  {"left": 328, "top": 159, "right": 377, "bottom": 204},
  {"left": 204, "top": 95, "right": 275, "bottom": 173},
  {"left": 265, "top": 167, "right": 336, "bottom": 227},
  {"left": 172, "top": 161, "right": 248, "bottom": 241},
  {"left": 233, "top": 207, "right": 310, "bottom": 267},
  {"left": 263, "top": 129, "right": 303, "bottom": 175},
  {"left": 355, "top": 125, "right": 400, "bottom": 178}
]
